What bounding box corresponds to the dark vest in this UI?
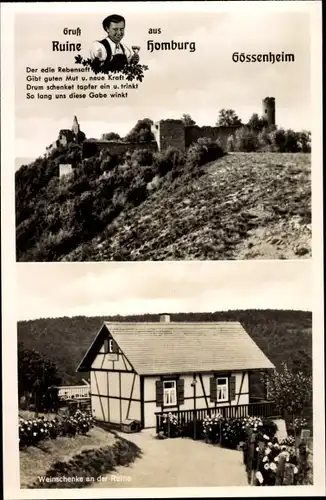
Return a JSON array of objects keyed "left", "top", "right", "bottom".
[{"left": 97, "top": 38, "right": 128, "bottom": 72}]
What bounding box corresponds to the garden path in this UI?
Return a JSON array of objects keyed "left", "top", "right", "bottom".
[{"left": 91, "top": 429, "right": 248, "bottom": 488}]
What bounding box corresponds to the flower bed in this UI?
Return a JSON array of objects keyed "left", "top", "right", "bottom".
[
  {"left": 19, "top": 410, "right": 94, "bottom": 449},
  {"left": 202, "top": 414, "right": 277, "bottom": 449},
  {"left": 244, "top": 432, "right": 310, "bottom": 486},
  {"left": 159, "top": 413, "right": 277, "bottom": 448}
]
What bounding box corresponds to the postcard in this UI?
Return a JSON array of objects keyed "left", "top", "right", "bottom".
[
  {"left": 10, "top": 0, "right": 317, "bottom": 263},
  {"left": 1, "top": 1, "right": 324, "bottom": 499}
]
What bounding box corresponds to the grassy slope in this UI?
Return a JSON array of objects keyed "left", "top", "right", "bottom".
[
  {"left": 63, "top": 152, "right": 311, "bottom": 261},
  {"left": 20, "top": 425, "right": 116, "bottom": 488}
]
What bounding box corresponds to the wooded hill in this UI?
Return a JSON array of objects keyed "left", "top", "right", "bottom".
[
  {"left": 17, "top": 310, "right": 312, "bottom": 385},
  {"left": 16, "top": 136, "right": 311, "bottom": 262}
]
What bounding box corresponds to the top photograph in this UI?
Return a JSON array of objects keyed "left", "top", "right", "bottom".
[{"left": 14, "top": 6, "right": 312, "bottom": 262}]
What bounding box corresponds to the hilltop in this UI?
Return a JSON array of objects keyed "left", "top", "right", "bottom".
[
  {"left": 67, "top": 152, "right": 311, "bottom": 261},
  {"left": 17, "top": 310, "right": 312, "bottom": 386},
  {"left": 16, "top": 146, "right": 311, "bottom": 261}
]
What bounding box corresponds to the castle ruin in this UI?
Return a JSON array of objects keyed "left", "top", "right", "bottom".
[
  {"left": 46, "top": 115, "right": 85, "bottom": 157},
  {"left": 262, "top": 97, "right": 276, "bottom": 127},
  {"left": 49, "top": 96, "right": 276, "bottom": 175},
  {"left": 152, "top": 97, "right": 276, "bottom": 152}
]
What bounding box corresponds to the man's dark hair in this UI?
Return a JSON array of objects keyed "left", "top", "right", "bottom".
[{"left": 102, "top": 14, "right": 126, "bottom": 31}]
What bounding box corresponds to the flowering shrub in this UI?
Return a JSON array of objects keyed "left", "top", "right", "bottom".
[
  {"left": 161, "top": 412, "right": 180, "bottom": 438},
  {"left": 254, "top": 435, "right": 299, "bottom": 486},
  {"left": 279, "top": 436, "right": 296, "bottom": 447},
  {"left": 220, "top": 418, "right": 247, "bottom": 449},
  {"left": 242, "top": 416, "right": 263, "bottom": 433},
  {"left": 19, "top": 411, "right": 94, "bottom": 449},
  {"left": 287, "top": 417, "right": 308, "bottom": 435},
  {"left": 202, "top": 413, "right": 224, "bottom": 443}
]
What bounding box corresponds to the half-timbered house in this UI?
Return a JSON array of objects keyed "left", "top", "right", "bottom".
[{"left": 77, "top": 315, "right": 275, "bottom": 430}]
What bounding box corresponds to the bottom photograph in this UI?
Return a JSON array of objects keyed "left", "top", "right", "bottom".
[{"left": 16, "top": 260, "right": 313, "bottom": 490}]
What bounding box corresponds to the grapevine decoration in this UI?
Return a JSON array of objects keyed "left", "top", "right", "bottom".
[{"left": 75, "top": 54, "right": 149, "bottom": 82}]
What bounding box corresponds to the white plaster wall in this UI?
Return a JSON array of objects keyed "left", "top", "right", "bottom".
[
  {"left": 108, "top": 372, "right": 120, "bottom": 398},
  {"left": 143, "top": 371, "right": 249, "bottom": 427}
]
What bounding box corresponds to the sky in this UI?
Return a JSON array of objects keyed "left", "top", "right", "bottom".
[
  {"left": 14, "top": 7, "right": 311, "bottom": 160},
  {"left": 17, "top": 260, "right": 312, "bottom": 321}
]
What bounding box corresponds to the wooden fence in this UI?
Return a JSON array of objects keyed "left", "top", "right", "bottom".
[{"left": 155, "top": 401, "right": 277, "bottom": 433}]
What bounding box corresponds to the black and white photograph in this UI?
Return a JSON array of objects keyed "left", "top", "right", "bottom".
[
  {"left": 15, "top": 261, "right": 315, "bottom": 489},
  {"left": 89, "top": 14, "right": 141, "bottom": 72},
  {"left": 1, "top": 1, "right": 324, "bottom": 499},
  {"left": 14, "top": 4, "right": 313, "bottom": 261}
]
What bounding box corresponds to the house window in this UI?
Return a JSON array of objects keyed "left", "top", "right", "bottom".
[
  {"left": 104, "top": 338, "right": 114, "bottom": 353},
  {"left": 216, "top": 377, "right": 228, "bottom": 402},
  {"left": 108, "top": 339, "right": 114, "bottom": 353},
  {"left": 163, "top": 380, "right": 177, "bottom": 406}
]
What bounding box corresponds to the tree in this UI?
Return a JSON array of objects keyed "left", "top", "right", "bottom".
[
  {"left": 181, "top": 114, "right": 196, "bottom": 126},
  {"left": 124, "top": 118, "right": 155, "bottom": 143},
  {"left": 216, "top": 109, "right": 242, "bottom": 127},
  {"left": 102, "top": 132, "right": 121, "bottom": 141},
  {"left": 18, "top": 341, "right": 61, "bottom": 411},
  {"left": 266, "top": 362, "right": 312, "bottom": 423},
  {"left": 247, "top": 113, "right": 268, "bottom": 132}
]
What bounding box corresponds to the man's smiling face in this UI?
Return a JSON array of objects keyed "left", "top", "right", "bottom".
[{"left": 106, "top": 21, "right": 125, "bottom": 44}]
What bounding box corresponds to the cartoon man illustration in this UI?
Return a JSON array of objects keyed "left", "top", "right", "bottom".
[{"left": 90, "top": 14, "right": 140, "bottom": 72}]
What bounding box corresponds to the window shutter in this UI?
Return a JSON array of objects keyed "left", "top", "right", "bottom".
[
  {"left": 210, "top": 377, "right": 217, "bottom": 402},
  {"left": 229, "top": 375, "right": 236, "bottom": 401},
  {"left": 156, "top": 380, "right": 164, "bottom": 406},
  {"left": 177, "top": 379, "right": 184, "bottom": 405}
]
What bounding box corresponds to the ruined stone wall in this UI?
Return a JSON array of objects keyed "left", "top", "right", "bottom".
[
  {"left": 185, "top": 125, "right": 242, "bottom": 149},
  {"left": 152, "top": 120, "right": 186, "bottom": 152},
  {"left": 82, "top": 140, "right": 158, "bottom": 158},
  {"left": 152, "top": 120, "right": 243, "bottom": 152}
]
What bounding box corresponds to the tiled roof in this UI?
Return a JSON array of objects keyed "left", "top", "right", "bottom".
[{"left": 83, "top": 322, "right": 274, "bottom": 375}]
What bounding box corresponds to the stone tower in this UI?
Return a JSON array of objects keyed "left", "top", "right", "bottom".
[
  {"left": 151, "top": 119, "right": 186, "bottom": 152},
  {"left": 262, "top": 97, "right": 276, "bottom": 127},
  {"left": 72, "top": 115, "right": 80, "bottom": 136}
]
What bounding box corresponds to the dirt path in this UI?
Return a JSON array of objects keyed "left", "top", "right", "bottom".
[{"left": 91, "top": 429, "right": 248, "bottom": 488}]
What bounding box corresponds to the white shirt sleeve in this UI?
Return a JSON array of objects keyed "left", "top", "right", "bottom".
[
  {"left": 90, "top": 41, "right": 108, "bottom": 61},
  {"left": 123, "top": 44, "right": 132, "bottom": 62}
]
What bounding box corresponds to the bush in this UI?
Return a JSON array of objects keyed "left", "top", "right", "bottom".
[
  {"left": 154, "top": 147, "right": 185, "bottom": 177},
  {"left": 130, "top": 148, "right": 153, "bottom": 166},
  {"left": 19, "top": 410, "right": 94, "bottom": 449},
  {"left": 100, "top": 152, "right": 123, "bottom": 172},
  {"left": 202, "top": 412, "right": 224, "bottom": 443},
  {"left": 226, "top": 135, "right": 235, "bottom": 152},
  {"left": 220, "top": 418, "right": 246, "bottom": 448},
  {"left": 186, "top": 138, "right": 225, "bottom": 170},
  {"left": 233, "top": 127, "right": 260, "bottom": 152},
  {"left": 253, "top": 436, "right": 299, "bottom": 486},
  {"left": 258, "top": 128, "right": 273, "bottom": 151},
  {"left": 161, "top": 413, "right": 180, "bottom": 438}
]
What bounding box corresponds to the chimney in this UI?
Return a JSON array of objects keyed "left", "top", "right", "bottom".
[{"left": 159, "top": 313, "right": 170, "bottom": 323}]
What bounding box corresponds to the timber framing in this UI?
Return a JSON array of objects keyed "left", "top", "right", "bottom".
[{"left": 78, "top": 319, "right": 275, "bottom": 430}]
